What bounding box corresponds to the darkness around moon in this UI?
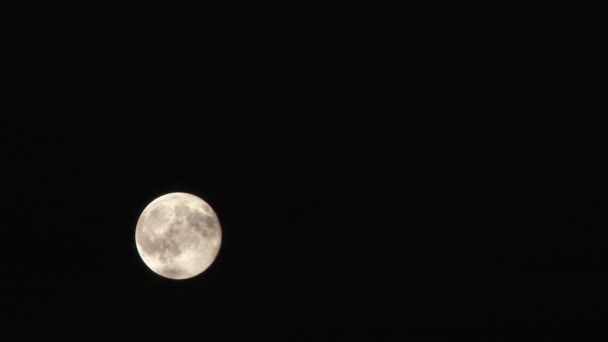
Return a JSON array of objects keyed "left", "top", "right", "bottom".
[{"left": 1, "top": 9, "right": 604, "bottom": 341}]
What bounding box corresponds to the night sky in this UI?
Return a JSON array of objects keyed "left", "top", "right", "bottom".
[{"left": 1, "top": 15, "right": 605, "bottom": 341}]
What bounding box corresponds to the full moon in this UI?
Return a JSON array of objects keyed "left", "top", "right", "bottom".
[{"left": 135, "top": 192, "right": 222, "bottom": 280}]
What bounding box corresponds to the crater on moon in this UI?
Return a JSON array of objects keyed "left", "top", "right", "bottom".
[{"left": 135, "top": 192, "right": 222, "bottom": 280}]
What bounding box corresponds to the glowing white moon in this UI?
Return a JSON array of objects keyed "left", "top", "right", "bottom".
[{"left": 135, "top": 192, "right": 222, "bottom": 280}]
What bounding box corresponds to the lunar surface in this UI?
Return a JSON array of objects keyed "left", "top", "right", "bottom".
[{"left": 135, "top": 192, "right": 222, "bottom": 280}]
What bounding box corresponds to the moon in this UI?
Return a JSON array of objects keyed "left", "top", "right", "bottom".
[{"left": 135, "top": 192, "right": 222, "bottom": 280}]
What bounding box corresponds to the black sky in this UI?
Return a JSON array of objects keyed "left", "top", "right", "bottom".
[{"left": 1, "top": 10, "right": 605, "bottom": 341}]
